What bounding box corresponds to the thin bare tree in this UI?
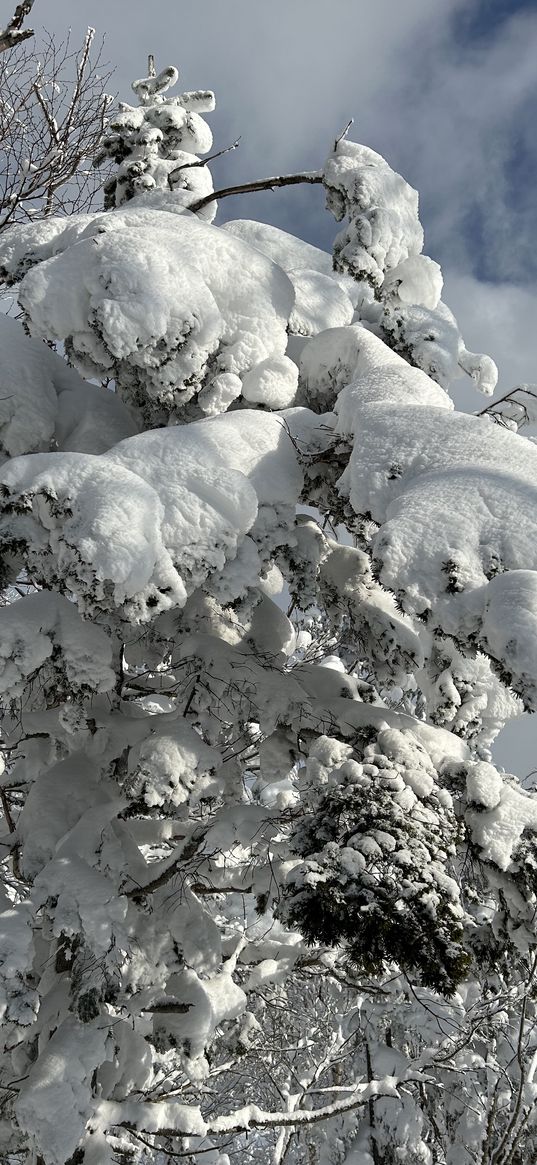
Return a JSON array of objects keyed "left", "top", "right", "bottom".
[{"left": 0, "top": 1, "right": 114, "bottom": 231}]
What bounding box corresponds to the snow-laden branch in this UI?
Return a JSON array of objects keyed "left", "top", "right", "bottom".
[{"left": 103, "top": 1074, "right": 428, "bottom": 1139}]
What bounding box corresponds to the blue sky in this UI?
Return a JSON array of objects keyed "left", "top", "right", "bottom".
[{"left": 26, "top": 0, "right": 537, "bottom": 774}]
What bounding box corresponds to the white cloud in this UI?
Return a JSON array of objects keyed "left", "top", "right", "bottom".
[
  {"left": 41, "top": 0, "right": 459, "bottom": 176},
  {"left": 375, "top": 8, "right": 537, "bottom": 282},
  {"left": 443, "top": 270, "right": 537, "bottom": 403}
]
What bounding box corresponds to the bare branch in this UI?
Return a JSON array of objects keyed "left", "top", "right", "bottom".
[
  {"left": 0, "top": 0, "right": 35, "bottom": 54},
  {"left": 168, "top": 136, "right": 241, "bottom": 185},
  {"left": 334, "top": 117, "right": 353, "bottom": 151},
  {"left": 189, "top": 170, "right": 322, "bottom": 214}
]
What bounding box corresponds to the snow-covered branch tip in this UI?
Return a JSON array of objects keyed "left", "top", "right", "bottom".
[
  {"left": 189, "top": 170, "right": 322, "bottom": 213},
  {"left": 0, "top": 0, "right": 35, "bottom": 53}
]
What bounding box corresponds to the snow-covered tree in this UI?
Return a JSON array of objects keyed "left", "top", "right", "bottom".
[{"left": 1, "top": 53, "right": 537, "bottom": 1165}]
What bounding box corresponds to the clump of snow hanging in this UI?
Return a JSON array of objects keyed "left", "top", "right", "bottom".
[
  {"left": 323, "top": 140, "right": 424, "bottom": 288},
  {"left": 16, "top": 754, "right": 111, "bottom": 878},
  {"left": 288, "top": 269, "right": 354, "bottom": 336},
  {"left": 382, "top": 298, "right": 498, "bottom": 396},
  {"left": 0, "top": 410, "right": 303, "bottom": 622},
  {"left": 0, "top": 903, "right": 38, "bottom": 1026},
  {"left": 0, "top": 591, "right": 116, "bottom": 703},
  {"left": 300, "top": 323, "right": 451, "bottom": 413},
  {"left": 95, "top": 63, "right": 217, "bottom": 219},
  {"left": 15, "top": 1017, "right": 109, "bottom": 1165},
  {"left": 322, "top": 138, "right": 497, "bottom": 396},
  {"left": 464, "top": 571, "right": 537, "bottom": 706},
  {"left": 154, "top": 963, "right": 246, "bottom": 1076},
  {"left": 126, "top": 719, "right": 220, "bottom": 808},
  {"left": 0, "top": 314, "right": 137, "bottom": 459},
  {"left": 6, "top": 207, "right": 299, "bottom": 426},
  {"left": 466, "top": 761, "right": 537, "bottom": 870},
  {"left": 382, "top": 253, "right": 443, "bottom": 310},
  {"left": 419, "top": 638, "right": 521, "bottom": 748}
]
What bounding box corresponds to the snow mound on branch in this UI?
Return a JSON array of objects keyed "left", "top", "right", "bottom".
[
  {"left": 300, "top": 324, "right": 451, "bottom": 412},
  {"left": 126, "top": 719, "right": 220, "bottom": 808},
  {"left": 17, "top": 755, "right": 111, "bottom": 878},
  {"left": 0, "top": 410, "right": 303, "bottom": 622},
  {"left": 4, "top": 208, "right": 298, "bottom": 425},
  {"left": 0, "top": 314, "right": 137, "bottom": 458},
  {"left": 0, "top": 213, "right": 92, "bottom": 283},
  {"left": 15, "top": 1017, "right": 108, "bottom": 1165},
  {"left": 0, "top": 903, "right": 38, "bottom": 1025},
  {"left": 337, "top": 394, "right": 537, "bottom": 703},
  {"left": 0, "top": 592, "right": 115, "bottom": 702},
  {"left": 466, "top": 761, "right": 537, "bottom": 870},
  {"left": 323, "top": 140, "right": 424, "bottom": 288},
  {"left": 339, "top": 399, "right": 537, "bottom": 525}
]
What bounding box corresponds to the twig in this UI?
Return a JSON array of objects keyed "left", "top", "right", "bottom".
[
  {"left": 168, "top": 136, "right": 241, "bottom": 184},
  {"left": 334, "top": 117, "right": 353, "bottom": 151}
]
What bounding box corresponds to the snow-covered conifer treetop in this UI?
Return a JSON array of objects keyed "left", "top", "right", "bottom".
[{"left": 0, "top": 55, "right": 537, "bottom": 1165}]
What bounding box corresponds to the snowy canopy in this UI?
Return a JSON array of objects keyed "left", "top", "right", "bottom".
[{"left": 1, "top": 105, "right": 537, "bottom": 1165}]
